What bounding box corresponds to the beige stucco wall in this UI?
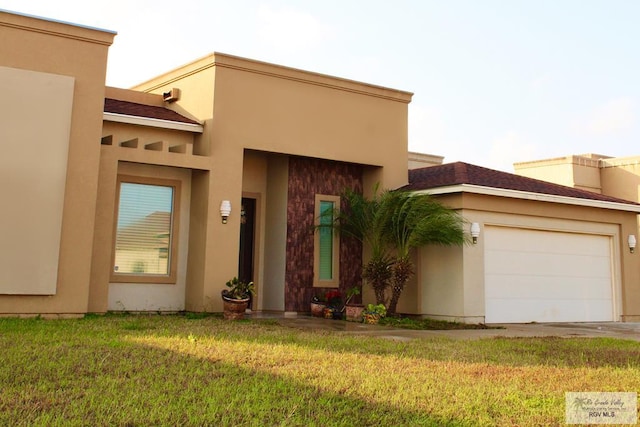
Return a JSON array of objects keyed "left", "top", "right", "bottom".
[
  {"left": 0, "top": 67, "right": 74, "bottom": 295},
  {"left": 133, "top": 55, "right": 216, "bottom": 157},
  {"left": 416, "top": 245, "right": 469, "bottom": 319},
  {"left": 600, "top": 158, "right": 640, "bottom": 203},
  {"left": 572, "top": 163, "right": 603, "bottom": 193},
  {"left": 262, "top": 155, "right": 289, "bottom": 311},
  {"left": 134, "top": 53, "right": 411, "bottom": 182},
  {"left": 514, "top": 159, "right": 575, "bottom": 187},
  {"left": 0, "top": 11, "right": 114, "bottom": 314},
  {"left": 184, "top": 169, "right": 210, "bottom": 311},
  {"left": 410, "top": 193, "right": 640, "bottom": 322},
  {"left": 408, "top": 152, "right": 444, "bottom": 170}
]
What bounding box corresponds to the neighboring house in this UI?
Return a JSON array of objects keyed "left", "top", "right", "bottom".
[
  {"left": 403, "top": 162, "right": 640, "bottom": 323},
  {"left": 0, "top": 10, "right": 412, "bottom": 315},
  {"left": 408, "top": 151, "right": 444, "bottom": 170},
  {"left": 514, "top": 153, "right": 640, "bottom": 203}
]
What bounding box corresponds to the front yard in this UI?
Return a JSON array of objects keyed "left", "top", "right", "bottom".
[{"left": 1, "top": 314, "right": 638, "bottom": 426}]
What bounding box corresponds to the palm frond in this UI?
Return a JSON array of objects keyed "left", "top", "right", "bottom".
[{"left": 379, "top": 191, "right": 467, "bottom": 258}]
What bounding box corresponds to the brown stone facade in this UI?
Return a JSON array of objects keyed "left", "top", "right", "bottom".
[{"left": 285, "top": 156, "right": 363, "bottom": 312}]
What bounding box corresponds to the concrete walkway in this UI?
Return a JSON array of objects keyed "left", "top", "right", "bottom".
[{"left": 248, "top": 313, "right": 640, "bottom": 342}]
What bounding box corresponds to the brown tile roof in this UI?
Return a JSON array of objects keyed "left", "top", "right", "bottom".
[
  {"left": 406, "top": 162, "right": 639, "bottom": 205},
  {"left": 104, "top": 98, "right": 200, "bottom": 125}
]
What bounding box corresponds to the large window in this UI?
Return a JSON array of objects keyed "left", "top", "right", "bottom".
[
  {"left": 314, "top": 194, "right": 340, "bottom": 287},
  {"left": 111, "top": 176, "right": 180, "bottom": 284}
]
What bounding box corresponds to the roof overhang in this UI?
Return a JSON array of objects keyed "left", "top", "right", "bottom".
[
  {"left": 412, "top": 184, "right": 640, "bottom": 213},
  {"left": 103, "top": 112, "right": 203, "bottom": 133}
]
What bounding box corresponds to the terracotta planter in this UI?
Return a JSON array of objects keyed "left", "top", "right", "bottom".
[
  {"left": 310, "top": 302, "right": 326, "bottom": 317},
  {"left": 221, "top": 292, "right": 250, "bottom": 320},
  {"left": 345, "top": 304, "right": 364, "bottom": 322}
]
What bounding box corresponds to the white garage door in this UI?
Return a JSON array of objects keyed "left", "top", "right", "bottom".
[{"left": 484, "top": 227, "right": 614, "bottom": 323}]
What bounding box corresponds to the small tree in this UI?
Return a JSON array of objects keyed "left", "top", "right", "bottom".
[{"left": 380, "top": 190, "right": 467, "bottom": 315}]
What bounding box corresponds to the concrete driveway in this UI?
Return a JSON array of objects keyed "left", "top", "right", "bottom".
[{"left": 266, "top": 315, "right": 640, "bottom": 342}]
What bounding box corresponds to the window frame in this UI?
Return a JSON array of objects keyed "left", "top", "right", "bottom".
[
  {"left": 313, "top": 194, "right": 340, "bottom": 288},
  {"left": 110, "top": 175, "right": 181, "bottom": 284}
]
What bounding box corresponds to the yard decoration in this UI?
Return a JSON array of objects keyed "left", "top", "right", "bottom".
[
  {"left": 310, "top": 300, "right": 326, "bottom": 317},
  {"left": 221, "top": 277, "right": 254, "bottom": 320},
  {"left": 363, "top": 303, "right": 386, "bottom": 324},
  {"left": 310, "top": 292, "right": 327, "bottom": 317},
  {"left": 324, "top": 290, "right": 344, "bottom": 319},
  {"left": 311, "top": 290, "right": 346, "bottom": 319},
  {"left": 323, "top": 306, "right": 336, "bottom": 319}
]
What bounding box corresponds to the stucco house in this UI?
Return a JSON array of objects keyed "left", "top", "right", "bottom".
[
  {"left": 2, "top": 10, "right": 639, "bottom": 323},
  {"left": 0, "top": 10, "right": 410, "bottom": 316}
]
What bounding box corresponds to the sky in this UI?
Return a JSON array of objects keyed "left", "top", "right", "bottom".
[{"left": 4, "top": 0, "right": 639, "bottom": 171}]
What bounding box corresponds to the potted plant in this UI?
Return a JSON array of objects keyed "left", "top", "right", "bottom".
[
  {"left": 343, "top": 287, "right": 364, "bottom": 322},
  {"left": 324, "top": 289, "right": 343, "bottom": 319},
  {"left": 221, "top": 277, "right": 254, "bottom": 320},
  {"left": 310, "top": 293, "right": 327, "bottom": 317},
  {"left": 363, "top": 303, "right": 386, "bottom": 324}
]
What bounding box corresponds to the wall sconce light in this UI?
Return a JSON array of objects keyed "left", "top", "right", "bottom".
[
  {"left": 470, "top": 222, "right": 480, "bottom": 244},
  {"left": 628, "top": 234, "right": 636, "bottom": 253},
  {"left": 220, "top": 200, "right": 231, "bottom": 224}
]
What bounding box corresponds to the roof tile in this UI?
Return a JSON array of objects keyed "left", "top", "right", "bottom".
[
  {"left": 104, "top": 98, "right": 200, "bottom": 125},
  {"left": 406, "top": 162, "right": 638, "bottom": 205}
]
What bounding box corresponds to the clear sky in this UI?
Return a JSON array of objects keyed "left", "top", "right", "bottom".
[{"left": 5, "top": 0, "right": 638, "bottom": 171}]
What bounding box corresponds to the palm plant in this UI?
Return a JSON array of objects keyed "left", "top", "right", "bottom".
[
  {"left": 380, "top": 190, "right": 467, "bottom": 315},
  {"left": 329, "top": 187, "right": 393, "bottom": 306}
]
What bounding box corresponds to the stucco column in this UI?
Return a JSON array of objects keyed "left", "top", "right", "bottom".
[
  {"left": 87, "top": 151, "right": 119, "bottom": 313},
  {"left": 200, "top": 146, "right": 244, "bottom": 311}
]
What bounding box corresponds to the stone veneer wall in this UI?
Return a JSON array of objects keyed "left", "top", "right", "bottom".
[{"left": 285, "top": 156, "right": 363, "bottom": 312}]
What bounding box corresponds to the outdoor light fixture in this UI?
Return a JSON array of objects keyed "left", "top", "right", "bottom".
[
  {"left": 628, "top": 234, "right": 636, "bottom": 253},
  {"left": 220, "top": 200, "right": 231, "bottom": 224},
  {"left": 470, "top": 222, "right": 480, "bottom": 244}
]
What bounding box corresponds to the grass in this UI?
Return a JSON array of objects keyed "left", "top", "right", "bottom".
[
  {"left": 0, "top": 314, "right": 638, "bottom": 426},
  {"left": 379, "top": 316, "right": 496, "bottom": 330}
]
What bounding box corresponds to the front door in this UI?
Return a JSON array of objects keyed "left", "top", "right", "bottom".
[{"left": 239, "top": 197, "right": 256, "bottom": 308}]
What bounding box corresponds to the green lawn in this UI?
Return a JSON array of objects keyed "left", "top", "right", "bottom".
[{"left": 1, "top": 314, "right": 638, "bottom": 426}]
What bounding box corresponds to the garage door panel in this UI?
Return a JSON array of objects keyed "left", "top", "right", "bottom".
[
  {"left": 485, "top": 274, "right": 613, "bottom": 300},
  {"left": 485, "top": 297, "right": 614, "bottom": 323},
  {"left": 486, "top": 227, "right": 611, "bottom": 257},
  {"left": 486, "top": 250, "right": 610, "bottom": 278},
  {"left": 484, "top": 227, "right": 614, "bottom": 323}
]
